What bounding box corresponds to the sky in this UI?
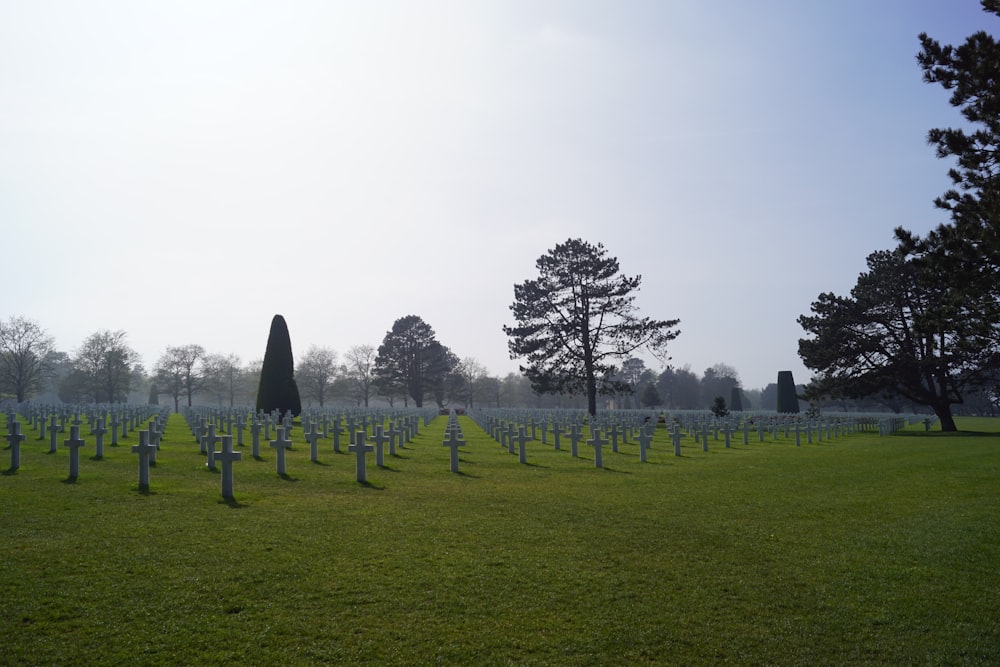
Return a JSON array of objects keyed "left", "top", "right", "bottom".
[{"left": 0, "top": 0, "right": 992, "bottom": 391}]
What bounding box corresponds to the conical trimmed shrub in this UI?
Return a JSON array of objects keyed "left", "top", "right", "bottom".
[
  {"left": 256, "top": 314, "right": 302, "bottom": 417},
  {"left": 776, "top": 370, "right": 800, "bottom": 414},
  {"left": 730, "top": 386, "right": 743, "bottom": 412}
]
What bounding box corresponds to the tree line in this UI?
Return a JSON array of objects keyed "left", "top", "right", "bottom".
[
  {"left": 10, "top": 306, "right": 950, "bottom": 415},
  {"left": 0, "top": 311, "right": 781, "bottom": 413}
]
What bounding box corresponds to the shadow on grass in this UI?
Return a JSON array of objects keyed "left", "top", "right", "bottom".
[
  {"left": 519, "top": 461, "right": 549, "bottom": 469},
  {"left": 452, "top": 470, "right": 482, "bottom": 478},
  {"left": 358, "top": 480, "right": 385, "bottom": 490},
  {"left": 3, "top": 467, "right": 18, "bottom": 475},
  {"left": 377, "top": 465, "right": 400, "bottom": 473},
  {"left": 278, "top": 473, "right": 300, "bottom": 482},
  {"left": 219, "top": 497, "right": 249, "bottom": 509},
  {"left": 895, "top": 429, "right": 1000, "bottom": 438},
  {"left": 598, "top": 467, "right": 633, "bottom": 474},
  {"left": 311, "top": 460, "right": 332, "bottom": 467},
  {"left": 136, "top": 487, "right": 157, "bottom": 496},
  {"left": 61, "top": 476, "right": 78, "bottom": 484}
]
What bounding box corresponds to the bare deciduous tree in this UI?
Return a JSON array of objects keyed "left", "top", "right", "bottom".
[
  {"left": 344, "top": 344, "right": 377, "bottom": 407},
  {"left": 203, "top": 353, "right": 242, "bottom": 407},
  {"left": 155, "top": 345, "right": 206, "bottom": 412},
  {"left": 0, "top": 316, "right": 55, "bottom": 402},
  {"left": 296, "top": 345, "right": 338, "bottom": 407},
  {"left": 455, "top": 357, "right": 488, "bottom": 408},
  {"left": 75, "top": 330, "right": 138, "bottom": 403}
]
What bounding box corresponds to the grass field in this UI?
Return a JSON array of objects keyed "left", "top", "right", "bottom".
[{"left": 2, "top": 412, "right": 998, "bottom": 665}]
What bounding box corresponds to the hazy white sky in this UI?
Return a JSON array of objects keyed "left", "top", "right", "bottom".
[{"left": 0, "top": 1, "right": 990, "bottom": 390}]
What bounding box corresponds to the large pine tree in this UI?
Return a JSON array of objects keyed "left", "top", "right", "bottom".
[
  {"left": 504, "top": 238, "right": 680, "bottom": 416},
  {"left": 256, "top": 314, "right": 302, "bottom": 417},
  {"left": 899, "top": 0, "right": 1000, "bottom": 261},
  {"left": 894, "top": 1, "right": 1000, "bottom": 379},
  {"left": 801, "top": 3, "right": 1000, "bottom": 428}
]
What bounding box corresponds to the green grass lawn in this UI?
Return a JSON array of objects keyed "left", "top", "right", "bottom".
[{"left": 2, "top": 413, "right": 998, "bottom": 665}]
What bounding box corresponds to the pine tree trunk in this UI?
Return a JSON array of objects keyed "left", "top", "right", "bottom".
[
  {"left": 586, "top": 372, "right": 598, "bottom": 417},
  {"left": 932, "top": 403, "right": 958, "bottom": 432}
]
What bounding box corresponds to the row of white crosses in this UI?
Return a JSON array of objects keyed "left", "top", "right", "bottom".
[
  {"left": 18, "top": 403, "right": 161, "bottom": 448},
  {"left": 657, "top": 409, "right": 901, "bottom": 444},
  {"left": 468, "top": 407, "right": 873, "bottom": 466},
  {"left": 4, "top": 402, "right": 168, "bottom": 461},
  {"left": 5, "top": 409, "right": 387, "bottom": 498},
  {"left": 471, "top": 409, "right": 661, "bottom": 469},
  {"left": 3, "top": 403, "right": 920, "bottom": 498},
  {"left": 3, "top": 411, "right": 166, "bottom": 485},
  {"left": 583, "top": 420, "right": 655, "bottom": 467},
  {"left": 13, "top": 403, "right": 163, "bottom": 457},
  {"left": 130, "top": 422, "right": 238, "bottom": 498},
  {"left": 180, "top": 405, "right": 434, "bottom": 486},
  {"left": 2, "top": 404, "right": 430, "bottom": 498}
]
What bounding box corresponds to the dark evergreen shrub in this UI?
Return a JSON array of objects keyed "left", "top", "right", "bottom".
[
  {"left": 256, "top": 314, "right": 302, "bottom": 417},
  {"left": 711, "top": 396, "right": 728, "bottom": 417},
  {"left": 776, "top": 370, "right": 800, "bottom": 413},
  {"left": 729, "top": 386, "right": 743, "bottom": 412}
]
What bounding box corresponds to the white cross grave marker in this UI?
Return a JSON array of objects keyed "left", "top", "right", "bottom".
[
  {"left": 250, "top": 418, "right": 262, "bottom": 458},
  {"left": 304, "top": 423, "right": 322, "bottom": 463},
  {"left": 349, "top": 430, "right": 374, "bottom": 483},
  {"left": 215, "top": 435, "right": 242, "bottom": 499},
  {"left": 588, "top": 428, "right": 608, "bottom": 469},
  {"left": 638, "top": 425, "right": 653, "bottom": 463},
  {"left": 371, "top": 424, "right": 390, "bottom": 468},
  {"left": 132, "top": 430, "right": 155, "bottom": 491},
  {"left": 551, "top": 422, "right": 563, "bottom": 451},
  {"left": 93, "top": 417, "right": 108, "bottom": 459},
  {"left": 505, "top": 422, "right": 518, "bottom": 455},
  {"left": 386, "top": 422, "right": 401, "bottom": 456},
  {"left": 331, "top": 417, "right": 344, "bottom": 453},
  {"left": 7, "top": 420, "right": 25, "bottom": 471},
  {"left": 569, "top": 424, "right": 583, "bottom": 458},
  {"left": 270, "top": 427, "right": 293, "bottom": 476},
  {"left": 64, "top": 425, "right": 86, "bottom": 480},
  {"left": 48, "top": 414, "right": 60, "bottom": 453},
  {"left": 516, "top": 426, "right": 530, "bottom": 464},
  {"left": 202, "top": 423, "right": 221, "bottom": 471},
  {"left": 443, "top": 428, "right": 465, "bottom": 473}
]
